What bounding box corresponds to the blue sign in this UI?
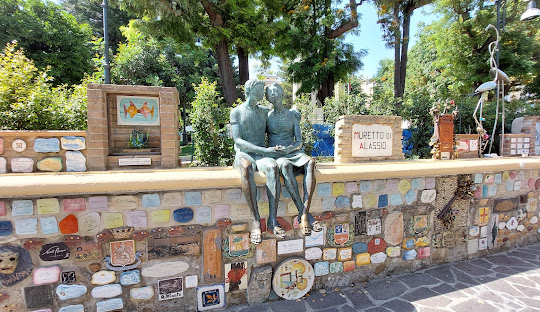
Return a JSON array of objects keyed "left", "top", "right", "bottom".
[
  {"left": 403, "top": 249, "right": 417, "bottom": 261},
  {"left": 173, "top": 208, "right": 194, "bottom": 223},
  {"left": 185, "top": 192, "right": 202, "bottom": 206},
  {"left": 317, "top": 183, "right": 331, "bottom": 197},
  {"left": 390, "top": 193, "right": 402, "bottom": 206},
  {"left": 120, "top": 270, "right": 141, "bottom": 286},
  {"left": 59, "top": 305, "right": 85, "bottom": 312},
  {"left": 335, "top": 196, "right": 350, "bottom": 209},
  {"left": 142, "top": 194, "right": 160, "bottom": 208},
  {"left": 61, "top": 136, "right": 86, "bottom": 151},
  {"left": 0, "top": 221, "right": 13, "bottom": 236},
  {"left": 96, "top": 298, "right": 123, "bottom": 312},
  {"left": 34, "top": 138, "right": 60, "bottom": 153},
  {"left": 378, "top": 194, "right": 388, "bottom": 208},
  {"left": 11, "top": 200, "right": 34, "bottom": 216},
  {"left": 352, "top": 242, "right": 368, "bottom": 254}
]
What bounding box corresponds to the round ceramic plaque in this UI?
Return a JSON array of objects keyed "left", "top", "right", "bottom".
[
  {"left": 272, "top": 257, "right": 314, "bottom": 300},
  {"left": 12, "top": 139, "right": 26, "bottom": 152}
]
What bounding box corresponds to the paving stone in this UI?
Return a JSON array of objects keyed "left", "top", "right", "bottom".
[
  {"left": 476, "top": 290, "right": 507, "bottom": 305},
  {"left": 381, "top": 299, "right": 416, "bottom": 312},
  {"left": 492, "top": 265, "right": 520, "bottom": 275},
  {"left": 306, "top": 292, "right": 347, "bottom": 310},
  {"left": 414, "top": 293, "right": 453, "bottom": 308},
  {"left": 480, "top": 280, "right": 523, "bottom": 297},
  {"left": 424, "top": 266, "right": 456, "bottom": 284},
  {"left": 320, "top": 308, "right": 340, "bottom": 312},
  {"left": 450, "top": 298, "right": 499, "bottom": 312},
  {"left": 414, "top": 308, "right": 450, "bottom": 312},
  {"left": 340, "top": 305, "right": 357, "bottom": 312},
  {"left": 513, "top": 284, "right": 540, "bottom": 297},
  {"left": 269, "top": 299, "right": 307, "bottom": 312},
  {"left": 398, "top": 273, "right": 440, "bottom": 288},
  {"left": 343, "top": 289, "right": 374, "bottom": 307},
  {"left": 364, "top": 308, "right": 391, "bottom": 312},
  {"left": 472, "top": 275, "right": 498, "bottom": 284},
  {"left": 506, "top": 276, "right": 536, "bottom": 287},
  {"left": 453, "top": 283, "right": 477, "bottom": 296},
  {"left": 514, "top": 297, "right": 540, "bottom": 309},
  {"left": 451, "top": 262, "right": 493, "bottom": 276},
  {"left": 509, "top": 250, "right": 538, "bottom": 260},
  {"left": 452, "top": 268, "right": 478, "bottom": 285},
  {"left": 430, "top": 284, "right": 460, "bottom": 297},
  {"left": 467, "top": 258, "right": 493, "bottom": 269},
  {"left": 239, "top": 304, "right": 270, "bottom": 312},
  {"left": 364, "top": 279, "right": 408, "bottom": 301},
  {"left": 486, "top": 255, "right": 534, "bottom": 268},
  {"left": 400, "top": 287, "right": 439, "bottom": 302}
]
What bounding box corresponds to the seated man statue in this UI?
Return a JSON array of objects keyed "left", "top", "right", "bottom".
[
  {"left": 265, "top": 83, "right": 322, "bottom": 235},
  {"left": 230, "top": 79, "right": 286, "bottom": 244}
]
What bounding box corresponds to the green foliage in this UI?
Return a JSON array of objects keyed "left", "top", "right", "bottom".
[
  {"left": 111, "top": 26, "right": 220, "bottom": 111},
  {"left": 128, "top": 130, "right": 149, "bottom": 149},
  {"left": 61, "top": 0, "right": 134, "bottom": 53},
  {"left": 291, "top": 95, "right": 318, "bottom": 156},
  {"left": 0, "top": 0, "right": 93, "bottom": 85},
  {"left": 323, "top": 82, "right": 369, "bottom": 127},
  {"left": 190, "top": 78, "right": 234, "bottom": 166},
  {"left": 270, "top": 0, "right": 365, "bottom": 99},
  {"left": 0, "top": 42, "right": 87, "bottom": 130}
]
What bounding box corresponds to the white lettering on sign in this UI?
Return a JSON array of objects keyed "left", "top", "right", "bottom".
[
  {"left": 118, "top": 158, "right": 151, "bottom": 166},
  {"left": 351, "top": 124, "right": 393, "bottom": 157}
]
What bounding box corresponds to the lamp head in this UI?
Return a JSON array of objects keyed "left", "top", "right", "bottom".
[{"left": 521, "top": 0, "right": 540, "bottom": 22}]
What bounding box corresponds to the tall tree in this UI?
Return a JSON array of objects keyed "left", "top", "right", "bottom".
[
  {"left": 117, "top": 0, "right": 273, "bottom": 105},
  {"left": 0, "top": 0, "right": 93, "bottom": 85},
  {"left": 374, "top": 0, "right": 433, "bottom": 102},
  {"left": 268, "top": 0, "right": 365, "bottom": 103},
  {"left": 61, "top": 0, "right": 135, "bottom": 52}
]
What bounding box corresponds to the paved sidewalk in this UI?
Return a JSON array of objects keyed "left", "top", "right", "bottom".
[{"left": 224, "top": 244, "right": 540, "bottom": 312}]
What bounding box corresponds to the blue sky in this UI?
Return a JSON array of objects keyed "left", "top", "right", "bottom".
[
  {"left": 50, "top": 0, "right": 438, "bottom": 79},
  {"left": 251, "top": 3, "right": 440, "bottom": 79},
  {"left": 346, "top": 2, "right": 440, "bottom": 78}
]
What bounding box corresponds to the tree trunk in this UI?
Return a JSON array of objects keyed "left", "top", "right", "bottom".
[
  {"left": 393, "top": 2, "right": 403, "bottom": 100},
  {"left": 238, "top": 47, "right": 249, "bottom": 86},
  {"left": 317, "top": 73, "right": 335, "bottom": 105},
  {"left": 215, "top": 40, "right": 238, "bottom": 106},
  {"left": 398, "top": 9, "right": 412, "bottom": 100}
]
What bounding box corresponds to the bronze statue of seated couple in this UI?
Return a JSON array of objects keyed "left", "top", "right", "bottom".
[{"left": 230, "top": 79, "right": 322, "bottom": 244}]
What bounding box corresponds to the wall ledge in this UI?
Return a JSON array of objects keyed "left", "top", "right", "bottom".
[{"left": 2, "top": 157, "right": 540, "bottom": 198}]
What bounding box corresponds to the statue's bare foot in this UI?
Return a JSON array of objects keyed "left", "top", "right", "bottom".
[
  {"left": 273, "top": 226, "right": 286, "bottom": 239},
  {"left": 311, "top": 221, "right": 323, "bottom": 232},
  {"left": 301, "top": 214, "right": 311, "bottom": 236},
  {"left": 250, "top": 228, "right": 262, "bottom": 244}
]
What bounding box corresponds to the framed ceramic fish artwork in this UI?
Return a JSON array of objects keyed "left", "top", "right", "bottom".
[{"left": 117, "top": 95, "right": 160, "bottom": 126}]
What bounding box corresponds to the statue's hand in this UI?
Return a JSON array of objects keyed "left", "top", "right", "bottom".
[{"left": 264, "top": 146, "right": 286, "bottom": 157}]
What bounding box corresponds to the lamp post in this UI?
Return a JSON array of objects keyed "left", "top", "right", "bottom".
[{"left": 102, "top": 0, "right": 111, "bottom": 84}]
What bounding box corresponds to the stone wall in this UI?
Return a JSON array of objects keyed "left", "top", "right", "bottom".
[
  {"left": 334, "top": 115, "right": 404, "bottom": 163},
  {"left": 0, "top": 159, "right": 539, "bottom": 311},
  {"left": 86, "top": 84, "right": 180, "bottom": 171},
  {"left": 0, "top": 131, "right": 87, "bottom": 173},
  {"left": 521, "top": 116, "right": 540, "bottom": 156},
  {"left": 501, "top": 134, "right": 531, "bottom": 157}
]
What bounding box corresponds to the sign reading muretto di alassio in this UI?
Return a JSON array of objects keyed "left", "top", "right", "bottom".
[{"left": 351, "top": 124, "right": 393, "bottom": 157}]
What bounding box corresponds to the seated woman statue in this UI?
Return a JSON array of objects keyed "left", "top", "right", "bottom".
[{"left": 265, "top": 83, "right": 322, "bottom": 235}]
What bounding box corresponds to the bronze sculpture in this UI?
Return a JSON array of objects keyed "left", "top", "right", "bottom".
[
  {"left": 266, "top": 83, "right": 322, "bottom": 235},
  {"left": 230, "top": 80, "right": 285, "bottom": 244}
]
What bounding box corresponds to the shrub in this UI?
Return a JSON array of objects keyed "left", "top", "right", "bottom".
[
  {"left": 0, "top": 42, "right": 87, "bottom": 130},
  {"left": 190, "top": 78, "right": 234, "bottom": 166}
]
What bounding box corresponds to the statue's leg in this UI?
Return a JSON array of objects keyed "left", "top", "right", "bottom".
[
  {"left": 259, "top": 159, "right": 285, "bottom": 238},
  {"left": 239, "top": 157, "right": 262, "bottom": 244},
  {"left": 303, "top": 159, "right": 322, "bottom": 232},
  {"left": 281, "top": 162, "right": 310, "bottom": 235}
]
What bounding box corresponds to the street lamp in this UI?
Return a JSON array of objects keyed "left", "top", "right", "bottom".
[
  {"left": 102, "top": 0, "right": 111, "bottom": 84},
  {"left": 521, "top": 0, "right": 540, "bottom": 21}
]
